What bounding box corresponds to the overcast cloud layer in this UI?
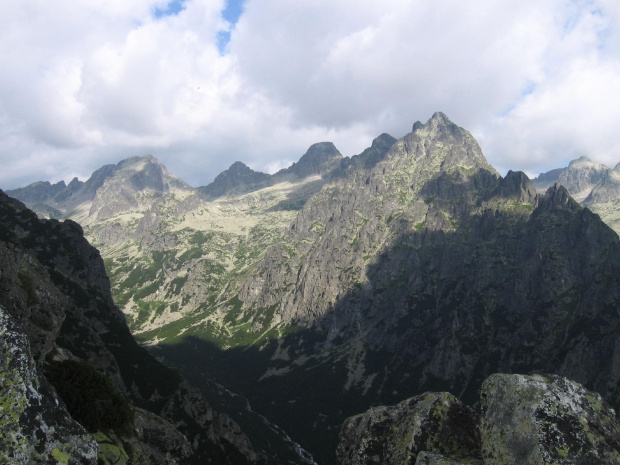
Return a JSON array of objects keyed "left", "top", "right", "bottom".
[{"left": 1, "top": 0, "right": 619, "bottom": 189}]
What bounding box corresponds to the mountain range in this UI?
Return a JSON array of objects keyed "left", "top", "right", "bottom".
[{"left": 5, "top": 112, "right": 620, "bottom": 464}]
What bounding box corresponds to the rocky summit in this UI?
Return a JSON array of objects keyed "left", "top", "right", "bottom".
[{"left": 5, "top": 112, "right": 620, "bottom": 464}]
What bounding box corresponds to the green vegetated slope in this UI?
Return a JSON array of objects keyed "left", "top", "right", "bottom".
[{"left": 89, "top": 177, "right": 316, "bottom": 336}]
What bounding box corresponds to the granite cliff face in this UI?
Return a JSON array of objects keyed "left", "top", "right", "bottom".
[
  {"left": 337, "top": 373, "right": 620, "bottom": 465},
  {"left": 0, "top": 191, "right": 258, "bottom": 464},
  {"left": 238, "top": 112, "right": 500, "bottom": 324}
]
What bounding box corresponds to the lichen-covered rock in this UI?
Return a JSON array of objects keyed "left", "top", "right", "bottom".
[
  {"left": 160, "top": 381, "right": 258, "bottom": 464},
  {"left": 92, "top": 408, "right": 193, "bottom": 465},
  {"left": 93, "top": 432, "right": 131, "bottom": 465},
  {"left": 480, "top": 373, "right": 620, "bottom": 464},
  {"left": 0, "top": 241, "right": 68, "bottom": 364},
  {"left": 0, "top": 305, "right": 99, "bottom": 464},
  {"left": 336, "top": 392, "right": 480, "bottom": 465},
  {"left": 132, "top": 407, "right": 193, "bottom": 464},
  {"left": 415, "top": 452, "right": 482, "bottom": 464}
]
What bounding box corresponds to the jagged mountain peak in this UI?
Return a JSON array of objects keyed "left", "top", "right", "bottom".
[
  {"left": 371, "top": 133, "right": 396, "bottom": 147},
  {"left": 198, "top": 142, "right": 344, "bottom": 200},
  {"left": 565, "top": 155, "right": 608, "bottom": 176},
  {"left": 228, "top": 160, "right": 252, "bottom": 171},
  {"left": 495, "top": 170, "right": 538, "bottom": 204},
  {"left": 197, "top": 160, "right": 270, "bottom": 200},
  {"left": 411, "top": 120, "right": 423, "bottom": 132},
  {"left": 411, "top": 111, "right": 452, "bottom": 131},
  {"left": 111, "top": 154, "right": 189, "bottom": 189},
  {"left": 117, "top": 153, "right": 160, "bottom": 168},
  {"left": 388, "top": 112, "right": 498, "bottom": 180},
  {"left": 583, "top": 162, "right": 620, "bottom": 208},
  {"left": 113, "top": 154, "right": 191, "bottom": 189},
  {"left": 538, "top": 182, "right": 581, "bottom": 211},
  {"left": 279, "top": 141, "right": 343, "bottom": 179},
  {"left": 305, "top": 141, "right": 340, "bottom": 156},
  {"left": 414, "top": 111, "right": 459, "bottom": 135},
  {"left": 430, "top": 110, "right": 452, "bottom": 123},
  {"left": 569, "top": 155, "right": 594, "bottom": 166},
  {"left": 528, "top": 155, "right": 620, "bottom": 235},
  {"left": 84, "top": 155, "right": 192, "bottom": 221}
]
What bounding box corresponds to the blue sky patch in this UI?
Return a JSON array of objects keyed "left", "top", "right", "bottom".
[
  {"left": 222, "top": 0, "right": 245, "bottom": 24},
  {"left": 154, "top": 0, "right": 188, "bottom": 19},
  {"left": 521, "top": 81, "right": 537, "bottom": 97},
  {"left": 218, "top": 0, "right": 246, "bottom": 54}
]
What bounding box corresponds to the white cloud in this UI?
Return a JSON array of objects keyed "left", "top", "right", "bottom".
[{"left": 1, "top": 0, "right": 620, "bottom": 190}]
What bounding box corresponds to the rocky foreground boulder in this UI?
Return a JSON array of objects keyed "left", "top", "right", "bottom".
[{"left": 337, "top": 373, "right": 620, "bottom": 464}]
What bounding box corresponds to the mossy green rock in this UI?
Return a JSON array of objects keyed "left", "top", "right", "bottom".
[
  {"left": 415, "top": 452, "right": 482, "bottom": 464},
  {"left": 0, "top": 306, "right": 99, "bottom": 464},
  {"left": 336, "top": 392, "right": 481, "bottom": 464},
  {"left": 480, "top": 373, "right": 620, "bottom": 464}
]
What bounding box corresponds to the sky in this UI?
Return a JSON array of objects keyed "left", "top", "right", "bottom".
[{"left": 1, "top": 0, "right": 620, "bottom": 190}]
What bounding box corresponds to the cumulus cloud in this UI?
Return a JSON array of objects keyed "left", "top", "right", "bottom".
[{"left": 0, "top": 0, "right": 619, "bottom": 189}]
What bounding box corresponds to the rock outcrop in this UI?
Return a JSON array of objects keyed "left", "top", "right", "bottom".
[
  {"left": 0, "top": 306, "right": 99, "bottom": 464},
  {"left": 337, "top": 373, "right": 620, "bottom": 465},
  {"left": 337, "top": 392, "right": 480, "bottom": 465},
  {"left": 481, "top": 374, "right": 620, "bottom": 465}
]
